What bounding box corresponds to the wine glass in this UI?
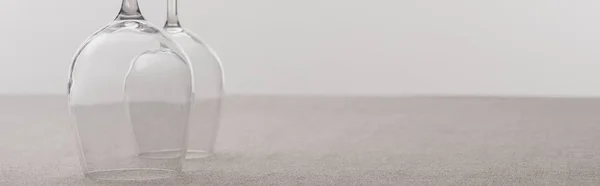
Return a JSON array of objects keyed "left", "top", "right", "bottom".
[
  {"left": 163, "top": 0, "right": 224, "bottom": 160},
  {"left": 68, "top": 0, "right": 193, "bottom": 181}
]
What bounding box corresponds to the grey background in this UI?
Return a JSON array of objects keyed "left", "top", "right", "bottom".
[{"left": 1, "top": 0, "right": 600, "bottom": 96}]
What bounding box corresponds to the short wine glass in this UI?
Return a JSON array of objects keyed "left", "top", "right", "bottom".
[{"left": 163, "top": 0, "right": 225, "bottom": 160}]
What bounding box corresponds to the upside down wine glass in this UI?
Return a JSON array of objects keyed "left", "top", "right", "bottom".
[
  {"left": 68, "top": 0, "right": 193, "bottom": 181},
  {"left": 164, "top": 0, "right": 225, "bottom": 160}
]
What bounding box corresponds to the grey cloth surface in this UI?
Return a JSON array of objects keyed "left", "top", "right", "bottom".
[{"left": 2, "top": 95, "right": 600, "bottom": 185}]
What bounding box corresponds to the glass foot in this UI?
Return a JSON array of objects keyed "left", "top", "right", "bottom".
[
  {"left": 138, "top": 149, "right": 184, "bottom": 159},
  {"left": 85, "top": 169, "right": 178, "bottom": 181},
  {"left": 185, "top": 150, "right": 212, "bottom": 159}
]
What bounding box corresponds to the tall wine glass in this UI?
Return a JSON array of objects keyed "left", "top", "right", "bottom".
[
  {"left": 68, "top": 0, "right": 193, "bottom": 181},
  {"left": 164, "top": 0, "right": 224, "bottom": 160}
]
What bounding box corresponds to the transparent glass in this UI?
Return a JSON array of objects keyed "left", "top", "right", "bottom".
[
  {"left": 164, "top": 0, "right": 224, "bottom": 160},
  {"left": 68, "top": 0, "right": 193, "bottom": 181}
]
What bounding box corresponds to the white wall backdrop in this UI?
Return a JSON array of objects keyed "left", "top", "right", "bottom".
[{"left": 0, "top": 0, "right": 599, "bottom": 96}]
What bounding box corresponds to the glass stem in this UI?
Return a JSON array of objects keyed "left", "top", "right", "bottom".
[
  {"left": 117, "top": 0, "right": 144, "bottom": 20},
  {"left": 165, "top": 0, "right": 181, "bottom": 28}
]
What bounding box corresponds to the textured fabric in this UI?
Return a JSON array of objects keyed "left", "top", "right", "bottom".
[{"left": 2, "top": 96, "right": 600, "bottom": 185}]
